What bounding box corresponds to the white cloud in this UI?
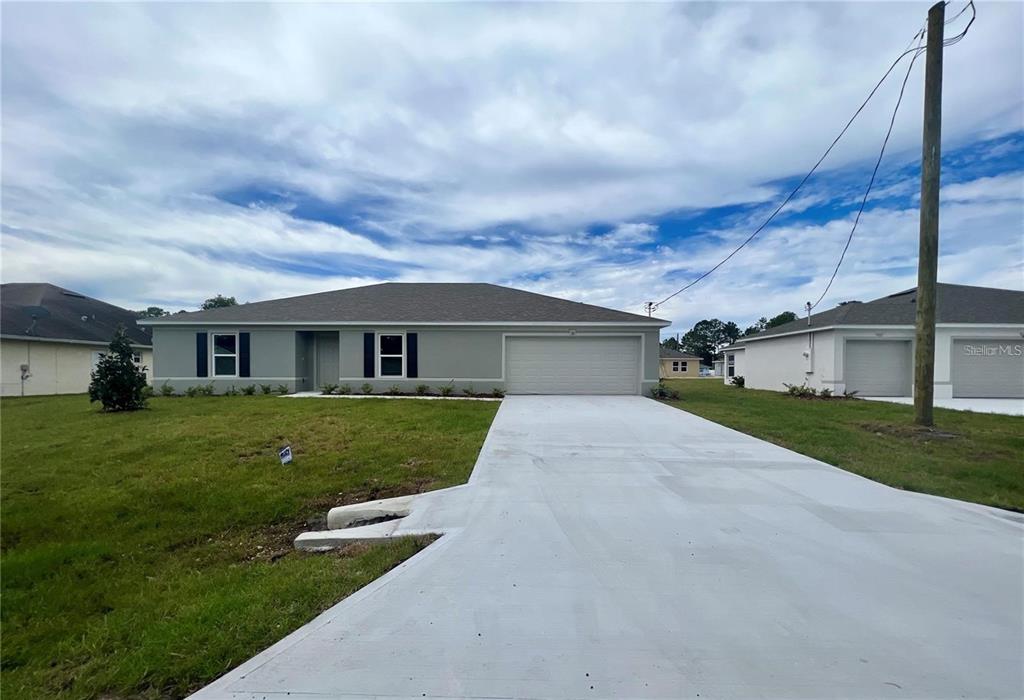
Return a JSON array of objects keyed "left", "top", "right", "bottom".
[{"left": 0, "top": 2, "right": 1021, "bottom": 334}]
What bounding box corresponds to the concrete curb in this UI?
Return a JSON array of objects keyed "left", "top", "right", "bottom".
[{"left": 281, "top": 392, "right": 502, "bottom": 402}]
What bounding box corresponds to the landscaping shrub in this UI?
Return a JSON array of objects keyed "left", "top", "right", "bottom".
[
  {"left": 88, "top": 326, "right": 149, "bottom": 412},
  {"left": 259, "top": 384, "right": 273, "bottom": 395},
  {"left": 338, "top": 384, "right": 351, "bottom": 395},
  {"left": 185, "top": 385, "right": 200, "bottom": 398},
  {"left": 462, "top": 385, "right": 475, "bottom": 397},
  {"left": 439, "top": 383, "right": 454, "bottom": 397},
  {"left": 650, "top": 381, "right": 679, "bottom": 400},
  {"left": 159, "top": 382, "right": 175, "bottom": 397},
  {"left": 730, "top": 375, "right": 745, "bottom": 388},
  {"left": 415, "top": 384, "right": 430, "bottom": 396},
  {"left": 360, "top": 383, "right": 373, "bottom": 395},
  {"left": 242, "top": 384, "right": 257, "bottom": 396},
  {"left": 198, "top": 383, "right": 216, "bottom": 396},
  {"left": 321, "top": 383, "right": 339, "bottom": 396},
  {"left": 275, "top": 384, "right": 289, "bottom": 395},
  {"left": 491, "top": 387, "right": 505, "bottom": 398},
  {"left": 223, "top": 385, "right": 240, "bottom": 397},
  {"left": 385, "top": 384, "right": 401, "bottom": 395}
]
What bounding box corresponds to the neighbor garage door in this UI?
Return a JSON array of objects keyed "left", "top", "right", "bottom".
[
  {"left": 844, "top": 339, "right": 912, "bottom": 396},
  {"left": 951, "top": 339, "right": 1024, "bottom": 398},
  {"left": 505, "top": 336, "right": 640, "bottom": 395}
]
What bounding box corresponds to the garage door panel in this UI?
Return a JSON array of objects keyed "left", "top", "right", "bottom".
[
  {"left": 844, "top": 340, "right": 911, "bottom": 397},
  {"left": 506, "top": 336, "right": 640, "bottom": 395},
  {"left": 952, "top": 339, "right": 1024, "bottom": 398}
]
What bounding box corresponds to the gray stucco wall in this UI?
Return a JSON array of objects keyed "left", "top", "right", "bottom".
[{"left": 152, "top": 324, "right": 662, "bottom": 395}]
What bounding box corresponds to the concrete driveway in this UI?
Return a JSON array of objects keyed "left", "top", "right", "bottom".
[{"left": 194, "top": 396, "right": 1023, "bottom": 699}]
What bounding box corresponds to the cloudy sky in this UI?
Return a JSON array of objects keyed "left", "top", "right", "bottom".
[{"left": 2, "top": 1, "right": 1021, "bottom": 336}]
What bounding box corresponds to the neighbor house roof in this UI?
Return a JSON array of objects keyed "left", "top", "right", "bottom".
[
  {"left": 1, "top": 283, "right": 152, "bottom": 346},
  {"left": 741, "top": 283, "right": 1024, "bottom": 342},
  {"left": 142, "top": 283, "right": 669, "bottom": 326},
  {"left": 659, "top": 347, "right": 701, "bottom": 359}
]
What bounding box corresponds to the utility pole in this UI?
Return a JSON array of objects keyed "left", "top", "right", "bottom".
[{"left": 914, "top": 1, "right": 944, "bottom": 427}]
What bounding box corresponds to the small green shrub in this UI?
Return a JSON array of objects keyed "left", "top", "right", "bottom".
[
  {"left": 223, "top": 385, "right": 240, "bottom": 397},
  {"left": 730, "top": 375, "right": 745, "bottom": 388},
  {"left": 385, "top": 384, "right": 401, "bottom": 395},
  {"left": 87, "top": 326, "right": 149, "bottom": 412},
  {"left": 276, "top": 384, "right": 289, "bottom": 395},
  {"left": 185, "top": 385, "right": 200, "bottom": 398},
  {"left": 159, "top": 382, "right": 175, "bottom": 397},
  {"left": 321, "top": 383, "right": 339, "bottom": 395},
  {"left": 141, "top": 384, "right": 155, "bottom": 399},
  {"left": 338, "top": 384, "right": 352, "bottom": 395},
  {"left": 491, "top": 387, "right": 505, "bottom": 398},
  {"left": 783, "top": 382, "right": 817, "bottom": 399},
  {"left": 462, "top": 385, "right": 475, "bottom": 397},
  {"left": 439, "top": 383, "right": 454, "bottom": 397},
  {"left": 360, "top": 383, "right": 373, "bottom": 395},
  {"left": 415, "top": 384, "right": 430, "bottom": 396},
  {"left": 650, "top": 381, "right": 679, "bottom": 400},
  {"left": 260, "top": 384, "right": 273, "bottom": 395},
  {"left": 199, "top": 383, "right": 216, "bottom": 396},
  {"left": 242, "top": 384, "right": 257, "bottom": 396},
  {"left": 819, "top": 388, "right": 833, "bottom": 399}
]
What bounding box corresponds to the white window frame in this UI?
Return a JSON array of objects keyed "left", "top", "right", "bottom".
[
  {"left": 211, "top": 332, "right": 239, "bottom": 378},
  {"left": 727, "top": 353, "right": 735, "bottom": 377},
  {"left": 680, "top": 361, "right": 687, "bottom": 372},
  {"left": 672, "top": 361, "right": 680, "bottom": 372},
  {"left": 376, "top": 331, "right": 405, "bottom": 378}
]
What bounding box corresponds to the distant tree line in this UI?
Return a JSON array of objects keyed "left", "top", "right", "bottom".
[
  {"left": 662, "top": 310, "right": 798, "bottom": 366},
  {"left": 134, "top": 294, "right": 238, "bottom": 319}
]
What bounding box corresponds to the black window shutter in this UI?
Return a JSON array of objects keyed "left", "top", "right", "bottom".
[
  {"left": 406, "top": 333, "right": 418, "bottom": 378},
  {"left": 363, "top": 332, "right": 375, "bottom": 378},
  {"left": 196, "top": 332, "right": 208, "bottom": 377},
  {"left": 239, "top": 332, "right": 251, "bottom": 378}
]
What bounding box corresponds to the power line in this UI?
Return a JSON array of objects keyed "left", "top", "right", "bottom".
[
  {"left": 647, "top": 1, "right": 975, "bottom": 313},
  {"left": 809, "top": 31, "right": 927, "bottom": 310},
  {"left": 810, "top": 0, "right": 974, "bottom": 310}
]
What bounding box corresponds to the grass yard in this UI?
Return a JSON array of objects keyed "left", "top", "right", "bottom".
[
  {"left": 1, "top": 394, "right": 498, "bottom": 700},
  {"left": 662, "top": 379, "right": 1024, "bottom": 511}
]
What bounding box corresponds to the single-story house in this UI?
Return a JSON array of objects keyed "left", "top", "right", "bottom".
[
  {"left": 723, "top": 283, "right": 1024, "bottom": 399},
  {"left": 659, "top": 347, "right": 702, "bottom": 378},
  {"left": 142, "top": 283, "right": 670, "bottom": 395},
  {"left": 1, "top": 283, "right": 153, "bottom": 396}
]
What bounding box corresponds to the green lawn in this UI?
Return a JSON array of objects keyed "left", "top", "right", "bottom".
[
  {"left": 1, "top": 394, "right": 498, "bottom": 700},
  {"left": 662, "top": 379, "right": 1024, "bottom": 511}
]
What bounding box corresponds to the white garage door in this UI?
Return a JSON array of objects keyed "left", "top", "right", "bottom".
[
  {"left": 505, "top": 336, "right": 640, "bottom": 395},
  {"left": 951, "top": 339, "right": 1024, "bottom": 398},
  {"left": 844, "top": 339, "right": 912, "bottom": 396}
]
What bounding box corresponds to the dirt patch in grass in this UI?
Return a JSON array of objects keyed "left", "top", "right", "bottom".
[{"left": 859, "top": 421, "right": 961, "bottom": 442}]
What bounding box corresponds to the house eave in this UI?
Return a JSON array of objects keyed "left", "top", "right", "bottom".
[
  {"left": 141, "top": 319, "right": 671, "bottom": 329},
  {"left": 0, "top": 334, "right": 152, "bottom": 348}
]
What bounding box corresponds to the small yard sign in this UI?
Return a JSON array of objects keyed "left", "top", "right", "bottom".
[{"left": 278, "top": 445, "right": 293, "bottom": 465}]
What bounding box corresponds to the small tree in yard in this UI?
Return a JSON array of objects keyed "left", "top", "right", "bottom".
[{"left": 88, "top": 326, "right": 149, "bottom": 411}]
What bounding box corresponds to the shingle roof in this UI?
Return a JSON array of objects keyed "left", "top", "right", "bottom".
[
  {"left": 742, "top": 283, "right": 1024, "bottom": 342},
  {"left": 144, "top": 283, "right": 668, "bottom": 325},
  {"left": 659, "top": 347, "right": 702, "bottom": 359},
  {"left": 1, "top": 283, "right": 152, "bottom": 346}
]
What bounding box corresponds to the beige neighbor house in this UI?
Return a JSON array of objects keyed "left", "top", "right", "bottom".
[
  {"left": 1, "top": 283, "right": 152, "bottom": 396},
  {"left": 722, "top": 283, "right": 1024, "bottom": 399},
  {"left": 659, "top": 347, "right": 702, "bottom": 378}
]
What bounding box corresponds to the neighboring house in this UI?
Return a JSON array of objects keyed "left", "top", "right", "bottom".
[
  {"left": 142, "top": 283, "right": 669, "bottom": 395},
  {"left": 659, "top": 347, "right": 702, "bottom": 378},
  {"left": 723, "top": 283, "right": 1024, "bottom": 399},
  {"left": 1, "top": 283, "right": 153, "bottom": 396},
  {"left": 712, "top": 356, "right": 725, "bottom": 377}
]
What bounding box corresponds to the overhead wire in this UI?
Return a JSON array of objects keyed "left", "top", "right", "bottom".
[{"left": 645, "top": 0, "right": 976, "bottom": 313}]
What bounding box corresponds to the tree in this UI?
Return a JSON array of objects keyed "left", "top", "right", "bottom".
[
  {"left": 661, "top": 336, "right": 681, "bottom": 351},
  {"left": 201, "top": 294, "right": 238, "bottom": 310},
  {"left": 88, "top": 325, "right": 149, "bottom": 412},
  {"left": 135, "top": 306, "right": 169, "bottom": 318},
  {"left": 742, "top": 311, "right": 798, "bottom": 336},
  {"left": 680, "top": 319, "right": 740, "bottom": 366}
]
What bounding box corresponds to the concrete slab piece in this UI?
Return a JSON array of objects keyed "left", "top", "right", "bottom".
[{"left": 193, "top": 396, "right": 1023, "bottom": 700}]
